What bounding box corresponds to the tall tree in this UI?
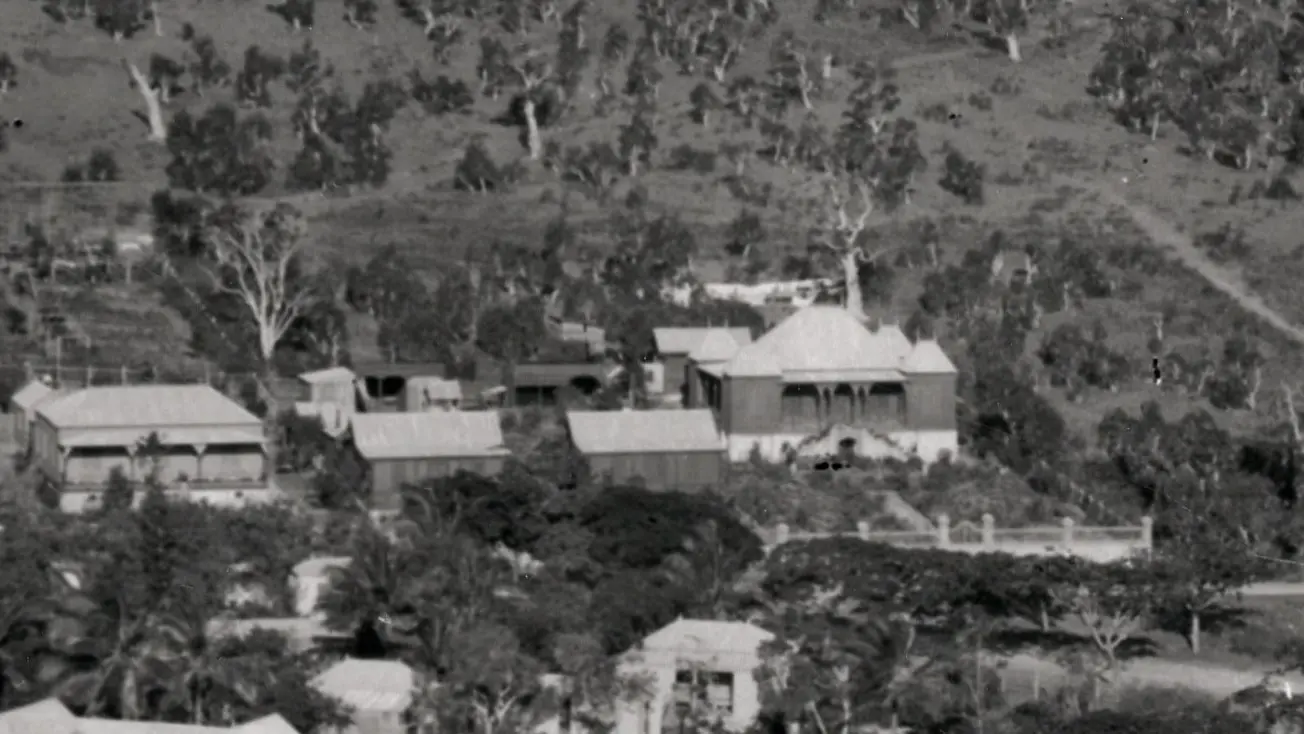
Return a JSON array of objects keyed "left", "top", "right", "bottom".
[{"left": 201, "top": 203, "right": 319, "bottom": 369}]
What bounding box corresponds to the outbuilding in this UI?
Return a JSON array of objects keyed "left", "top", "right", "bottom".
[
  {"left": 566, "top": 409, "right": 727, "bottom": 491},
  {"left": 652, "top": 327, "right": 753, "bottom": 403},
  {"left": 8, "top": 378, "right": 61, "bottom": 450},
  {"left": 31, "top": 384, "right": 271, "bottom": 512},
  {"left": 350, "top": 411, "right": 510, "bottom": 509}
]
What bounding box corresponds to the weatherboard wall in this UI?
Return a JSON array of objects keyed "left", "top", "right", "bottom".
[
  {"left": 722, "top": 375, "right": 781, "bottom": 434},
  {"left": 585, "top": 450, "right": 726, "bottom": 491},
  {"left": 365, "top": 454, "right": 507, "bottom": 510},
  {"left": 905, "top": 374, "right": 957, "bottom": 431}
]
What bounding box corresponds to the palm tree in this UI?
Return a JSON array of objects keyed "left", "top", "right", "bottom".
[
  {"left": 156, "top": 617, "right": 257, "bottom": 724},
  {"left": 42, "top": 592, "right": 186, "bottom": 719}
]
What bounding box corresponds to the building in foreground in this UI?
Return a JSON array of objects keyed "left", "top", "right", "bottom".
[
  {"left": 567, "top": 409, "right": 727, "bottom": 491},
  {"left": 312, "top": 658, "right": 416, "bottom": 734},
  {"left": 30, "top": 384, "right": 274, "bottom": 512},
  {"left": 616, "top": 619, "right": 774, "bottom": 734},
  {"left": 350, "top": 410, "right": 510, "bottom": 509},
  {"left": 684, "top": 306, "right": 958, "bottom": 463}
]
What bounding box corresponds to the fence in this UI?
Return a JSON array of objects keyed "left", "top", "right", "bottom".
[
  {"left": 762, "top": 513, "right": 1154, "bottom": 563},
  {"left": 0, "top": 181, "right": 157, "bottom": 246}
]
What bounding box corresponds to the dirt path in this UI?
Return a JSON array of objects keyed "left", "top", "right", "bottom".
[{"left": 1052, "top": 174, "right": 1304, "bottom": 348}]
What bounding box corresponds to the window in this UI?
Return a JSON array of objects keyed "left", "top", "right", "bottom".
[{"left": 673, "top": 669, "right": 735, "bottom": 715}]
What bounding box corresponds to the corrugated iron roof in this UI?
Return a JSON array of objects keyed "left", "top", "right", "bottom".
[
  {"left": 723, "top": 307, "right": 918, "bottom": 377},
  {"left": 351, "top": 411, "right": 509, "bottom": 460},
  {"left": 38, "top": 385, "right": 261, "bottom": 429},
  {"left": 902, "top": 339, "right": 957, "bottom": 374},
  {"left": 875, "top": 325, "right": 913, "bottom": 357},
  {"left": 654, "top": 327, "right": 753, "bottom": 356},
  {"left": 567, "top": 409, "right": 725, "bottom": 454},
  {"left": 10, "top": 380, "right": 56, "bottom": 411},
  {"left": 312, "top": 658, "right": 415, "bottom": 712},
  {"left": 60, "top": 426, "right": 265, "bottom": 448},
  {"left": 298, "top": 366, "right": 356, "bottom": 384},
  {"left": 640, "top": 618, "right": 775, "bottom": 655}
]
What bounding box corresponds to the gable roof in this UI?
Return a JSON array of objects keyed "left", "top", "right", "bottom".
[
  {"left": 312, "top": 658, "right": 415, "bottom": 712},
  {"left": 567, "top": 409, "right": 725, "bottom": 454},
  {"left": 37, "top": 385, "right": 261, "bottom": 429},
  {"left": 10, "top": 379, "right": 57, "bottom": 411},
  {"left": 723, "top": 306, "right": 908, "bottom": 377},
  {"left": 350, "top": 411, "right": 508, "bottom": 460},
  {"left": 653, "top": 327, "right": 753, "bottom": 356},
  {"left": 688, "top": 329, "right": 748, "bottom": 363},
  {"left": 901, "top": 339, "right": 957, "bottom": 374},
  {"left": 0, "top": 698, "right": 301, "bottom": 734},
  {"left": 641, "top": 618, "right": 775, "bottom": 656}
]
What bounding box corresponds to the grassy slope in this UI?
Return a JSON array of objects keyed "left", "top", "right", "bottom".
[{"left": 3, "top": 0, "right": 1302, "bottom": 442}]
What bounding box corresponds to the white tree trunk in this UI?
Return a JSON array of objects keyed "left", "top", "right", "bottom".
[
  {"left": 523, "top": 98, "right": 542, "bottom": 160},
  {"left": 842, "top": 251, "right": 864, "bottom": 319},
  {"left": 152, "top": 1, "right": 163, "bottom": 35},
  {"left": 1005, "top": 33, "right": 1022, "bottom": 63},
  {"left": 127, "top": 63, "right": 167, "bottom": 142}
]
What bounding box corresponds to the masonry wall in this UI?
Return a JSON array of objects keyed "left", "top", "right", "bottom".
[{"left": 905, "top": 374, "right": 956, "bottom": 431}]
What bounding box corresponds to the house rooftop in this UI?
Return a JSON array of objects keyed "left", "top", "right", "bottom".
[
  {"left": 723, "top": 306, "right": 909, "bottom": 377},
  {"left": 408, "top": 376, "right": 463, "bottom": 401},
  {"left": 640, "top": 618, "right": 775, "bottom": 656},
  {"left": 350, "top": 411, "right": 509, "bottom": 460},
  {"left": 10, "top": 379, "right": 59, "bottom": 411},
  {"left": 567, "top": 409, "right": 725, "bottom": 454},
  {"left": 37, "top": 384, "right": 261, "bottom": 429},
  {"left": 0, "top": 698, "right": 301, "bottom": 734},
  {"left": 312, "top": 658, "right": 415, "bottom": 712},
  {"left": 901, "top": 339, "right": 957, "bottom": 374},
  {"left": 654, "top": 327, "right": 753, "bottom": 357}
]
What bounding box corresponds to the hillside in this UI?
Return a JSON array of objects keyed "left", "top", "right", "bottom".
[{"left": 2, "top": 0, "right": 1303, "bottom": 462}]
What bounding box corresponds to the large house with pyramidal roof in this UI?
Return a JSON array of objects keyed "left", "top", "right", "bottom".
[{"left": 684, "top": 305, "right": 958, "bottom": 463}]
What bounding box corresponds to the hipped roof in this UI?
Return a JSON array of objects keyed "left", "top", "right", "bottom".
[{"left": 38, "top": 385, "right": 262, "bottom": 429}]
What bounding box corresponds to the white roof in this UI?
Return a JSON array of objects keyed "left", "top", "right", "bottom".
[
  {"left": 724, "top": 306, "right": 909, "bottom": 376},
  {"left": 688, "top": 329, "right": 748, "bottom": 363},
  {"left": 37, "top": 385, "right": 261, "bottom": 429},
  {"left": 0, "top": 699, "right": 78, "bottom": 734},
  {"left": 567, "top": 409, "right": 725, "bottom": 454},
  {"left": 312, "top": 658, "right": 415, "bottom": 712},
  {"left": 10, "top": 379, "right": 56, "bottom": 411},
  {"left": 875, "top": 325, "right": 913, "bottom": 356},
  {"left": 641, "top": 619, "right": 774, "bottom": 656},
  {"left": 901, "top": 339, "right": 957, "bottom": 374},
  {"left": 351, "top": 411, "right": 509, "bottom": 460},
  {"left": 299, "top": 366, "right": 356, "bottom": 384},
  {"left": 654, "top": 327, "right": 753, "bottom": 356},
  {"left": 293, "top": 555, "right": 351, "bottom": 578}
]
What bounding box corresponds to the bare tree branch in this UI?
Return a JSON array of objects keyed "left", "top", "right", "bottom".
[{"left": 203, "top": 203, "right": 318, "bottom": 367}]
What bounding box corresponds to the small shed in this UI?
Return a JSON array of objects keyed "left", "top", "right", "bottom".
[
  {"left": 566, "top": 409, "right": 727, "bottom": 491},
  {"left": 312, "top": 658, "right": 415, "bottom": 734},
  {"left": 9, "top": 379, "right": 60, "bottom": 449},
  {"left": 403, "top": 376, "right": 462, "bottom": 412},
  {"left": 299, "top": 366, "right": 358, "bottom": 407},
  {"left": 351, "top": 411, "right": 510, "bottom": 509}
]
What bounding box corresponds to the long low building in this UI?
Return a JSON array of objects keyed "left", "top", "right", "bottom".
[
  {"left": 350, "top": 411, "right": 511, "bottom": 509},
  {"left": 30, "top": 384, "right": 274, "bottom": 512},
  {"left": 566, "top": 409, "right": 727, "bottom": 491}
]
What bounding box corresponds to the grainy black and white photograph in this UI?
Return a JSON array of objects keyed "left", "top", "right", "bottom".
[{"left": 2, "top": 0, "right": 1304, "bottom": 731}]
